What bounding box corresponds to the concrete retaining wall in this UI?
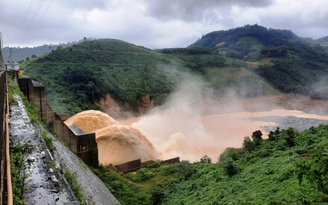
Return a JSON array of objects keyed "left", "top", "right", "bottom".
[{"left": 18, "top": 76, "right": 98, "bottom": 166}]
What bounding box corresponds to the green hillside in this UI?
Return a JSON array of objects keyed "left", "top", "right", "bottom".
[
  {"left": 190, "top": 24, "right": 328, "bottom": 97},
  {"left": 22, "top": 39, "right": 186, "bottom": 115},
  {"left": 189, "top": 24, "right": 300, "bottom": 59},
  {"left": 21, "top": 25, "right": 328, "bottom": 116},
  {"left": 316, "top": 36, "right": 328, "bottom": 50},
  {"left": 92, "top": 125, "right": 328, "bottom": 205},
  {"left": 23, "top": 38, "right": 276, "bottom": 116}
]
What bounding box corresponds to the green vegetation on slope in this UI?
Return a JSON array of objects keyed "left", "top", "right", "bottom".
[
  {"left": 156, "top": 48, "right": 278, "bottom": 97},
  {"left": 189, "top": 24, "right": 300, "bottom": 58},
  {"left": 22, "top": 39, "right": 184, "bottom": 115},
  {"left": 190, "top": 24, "right": 328, "bottom": 98},
  {"left": 23, "top": 38, "right": 271, "bottom": 116},
  {"left": 92, "top": 125, "right": 328, "bottom": 205},
  {"left": 21, "top": 25, "right": 328, "bottom": 116}
]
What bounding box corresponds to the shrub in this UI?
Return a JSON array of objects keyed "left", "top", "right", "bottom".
[
  {"left": 177, "top": 160, "right": 195, "bottom": 180},
  {"left": 222, "top": 159, "right": 238, "bottom": 177},
  {"left": 151, "top": 186, "right": 165, "bottom": 205}
]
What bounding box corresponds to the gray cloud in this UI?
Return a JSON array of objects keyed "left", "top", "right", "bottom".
[
  {"left": 57, "top": 0, "right": 109, "bottom": 10},
  {"left": 145, "top": 0, "right": 273, "bottom": 22},
  {"left": 1, "top": 0, "right": 327, "bottom": 49}
]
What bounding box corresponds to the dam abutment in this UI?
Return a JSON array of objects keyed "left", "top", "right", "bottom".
[{"left": 18, "top": 75, "right": 98, "bottom": 166}]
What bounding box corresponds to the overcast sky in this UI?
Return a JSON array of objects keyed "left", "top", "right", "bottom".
[{"left": 1, "top": 0, "right": 327, "bottom": 49}]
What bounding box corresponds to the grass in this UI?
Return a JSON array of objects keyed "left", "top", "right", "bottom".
[
  {"left": 9, "top": 142, "right": 31, "bottom": 205},
  {"left": 64, "top": 170, "right": 85, "bottom": 204},
  {"left": 7, "top": 76, "right": 41, "bottom": 123},
  {"left": 41, "top": 131, "right": 56, "bottom": 152}
]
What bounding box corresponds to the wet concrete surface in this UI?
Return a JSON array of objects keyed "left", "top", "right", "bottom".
[
  {"left": 9, "top": 93, "right": 77, "bottom": 205},
  {"left": 9, "top": 93, "right": 120, "bottom": 205},
  {"left": 49, "top": 130, "right": 121, "bottom": 205}
]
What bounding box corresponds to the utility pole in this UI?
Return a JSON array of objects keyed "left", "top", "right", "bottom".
[{"left": 8, "top": 48, "right": 13, "bottom": 63}]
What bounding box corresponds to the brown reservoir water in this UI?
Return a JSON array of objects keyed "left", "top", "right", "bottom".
[{"left": 66, "top": 95, "right": 328, "bottom": 165}]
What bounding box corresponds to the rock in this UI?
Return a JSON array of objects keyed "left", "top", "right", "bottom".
[
  {"left": 27, "top": 157, "right": 35, "bottom": 163},
  {"left": 55, "top": 162, "right": 61, "bottom": 170},
  {"left": 40, "top": 151, "right": 46, "bottom": 159},
  {"left": 51, "top": 175, "right": 59, "bottom": 183}
]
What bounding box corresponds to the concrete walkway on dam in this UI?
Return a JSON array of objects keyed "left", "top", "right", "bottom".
[{"left": 9, "top": 93, "right": 120, "bottom": 205}]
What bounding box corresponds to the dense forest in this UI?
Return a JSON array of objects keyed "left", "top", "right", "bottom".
[{"left": 21, "top": 39, "right": 185, "bottom": 114}]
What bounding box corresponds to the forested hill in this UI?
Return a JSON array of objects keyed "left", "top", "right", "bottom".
[
  {"left": 22, "top": 39, "right": 186, "bottom": 115},
  {"left": 189, "top": 24, "right": 327, "bottom": 57},
  {"left": 189, "top": 24, "right": 328, "bottom": 97},
  {"left": 22, "top": 25, "right": 328, "bottom": 116}
]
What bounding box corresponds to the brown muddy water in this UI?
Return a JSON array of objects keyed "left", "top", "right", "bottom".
[{"left": 66, "top": 94, "right": 328, "bottom": 165}]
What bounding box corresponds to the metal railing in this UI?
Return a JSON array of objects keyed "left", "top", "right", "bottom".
[
  {"left": 5, "top": 76, "right": 12, "bottom": 205},
  {"left": 0, "top": 31, "right": 13, "bottom": 205}
]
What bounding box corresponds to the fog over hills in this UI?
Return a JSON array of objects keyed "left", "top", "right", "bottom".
[{"left": 5, "top": 24, "right": 328, "bottom": 116}]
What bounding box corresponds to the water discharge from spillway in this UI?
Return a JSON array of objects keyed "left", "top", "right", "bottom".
[
  {"left": 126, "top": 108, "right": 328, "bottom": 162},
  {"left": 96, "top": 125, "right": 157, "bottom": 165},
  {"left": 66, "top": 76, "right": 328, "bottom": 164},
  {"left": 65, "top": 110, "right": 158, "bottom": 165},
  {"left": 65, "top": 101, "right": 328, "bottom": 165}
]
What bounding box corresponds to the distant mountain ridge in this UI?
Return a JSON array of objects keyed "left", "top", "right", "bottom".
[
  {"left": 1, "top": 38, "right": 95, "bottom": 63},
  {"left": 189, "top": 24, "right": 327, "bottom": 59}
]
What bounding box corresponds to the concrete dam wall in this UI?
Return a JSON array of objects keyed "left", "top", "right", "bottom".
[{"left": 18, "top": 75, "right": 98, "bottom": 166}]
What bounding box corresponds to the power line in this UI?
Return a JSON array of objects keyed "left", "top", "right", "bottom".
[
  {"left": 22, "top": 0, "right": 46, "bottom": 42},
  {"left": 17, "top": 0, "right": 34, "bottom": 41},
  {"left": 28, "top": 0, "right": 54, "bottom": 41}
]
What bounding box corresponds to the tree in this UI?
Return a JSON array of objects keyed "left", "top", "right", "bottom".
[
  {"left": 151, "top": 186, "right": 165, "bottom": 205},
  {"left": 176, "top": 160, "right": 195, "bottom": 180},
  {"left": 252, "top": 130, "right": 263, "bottom": 146},
  {"left": 200, "top": 155, "right": 212, "bottom": 163},
  {"left": 296, "top": 139, "right": 328, "bottom": 196},
  {"left": 269, "top": 127, "right": 281, "bottom": 140},
  {"left": 222, "top": 159, "right": 238, "bottom": 177},
  {"left": 252, "top": 130, "right": 263, "bottom": 141},
  {"left": 285, "top": 127, "right": 296, "bottom": 147},
  {"left": 243, "top": 136, "right": 255, "bottom": 152},
  {"left": 219, "top": 147, "right": 244, "bottom": 162}
]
